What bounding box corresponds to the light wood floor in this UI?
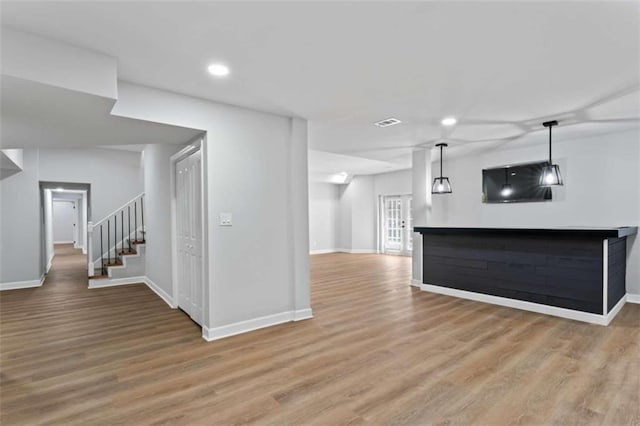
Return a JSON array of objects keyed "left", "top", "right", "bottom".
[{"left": 1, "top": 246, "right": 639, "bottom": 425}]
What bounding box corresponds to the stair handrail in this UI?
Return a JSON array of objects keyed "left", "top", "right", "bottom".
[
  {"left": 87, "top": 192, "right": 144, "bottom": 277},
  {"left": 90, "top": 192, "right": 145, "bottom": 228}
]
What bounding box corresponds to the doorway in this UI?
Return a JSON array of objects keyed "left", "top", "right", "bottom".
[
  {"left": 40, "top": 182, "right": 90, "bottom": 276},
  {"left": 171, "top": 143, "right": 204, "bottom": 326},
  {"left": 381, "top": 195, "right": 412, "bottom": 255}
]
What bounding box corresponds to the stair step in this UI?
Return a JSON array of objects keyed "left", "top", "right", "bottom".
[
  {"left": 105, "top": 260, "right": 123, "bottom": 267},
  {"left": 119, "top": 249, "right": 138, "bottom": 256},
  {"left": 132, "top": 240, "right": 146, "bottom": 245}
]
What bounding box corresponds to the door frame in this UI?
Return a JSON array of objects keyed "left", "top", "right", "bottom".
[
  {"left": 40, "top": 182, "right": 90, "bottom": 275},
  {"left": 170, "top": 136, "right": 207, "bottom": 329},
  {"left": 379, "top": 194, "right": 412, "bottom": 256}
]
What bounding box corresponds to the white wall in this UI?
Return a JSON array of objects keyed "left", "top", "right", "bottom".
[
  {"left": 0, "top": 150, "right": 41, "bottom": 283},
  {"left": 429, "top": 129, "right": 640, "bottom": 295},
  {"left": 0, "top": 148, "right": 143, "bottom": 284},
  {"left": 111, "top": 82, "right": 311, "bottom": 332},
  {"left": 333, "top": 170, "right": 412, "bottom": 253},
  {"left": 373, "top": 169, "right": 412, "bottom": 197},
  {"left": 38, "top": 148, "right": 143, "bottom": 222},
  {"left": 52, "top": 200, "right": 75, "bottom": 243},
  {"left": 309, "top": 182, "right": 339, "bottom": 253},
  {"left": 143, "top": 143, "right": 187, "bottom": 296}
]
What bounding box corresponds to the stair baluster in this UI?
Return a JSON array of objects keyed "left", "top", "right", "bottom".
[
  {"left": 100, "top": 224, "right": 105, "bottom": 276},
  {"left": 140, "top": 196, "right": 145, "bottom": 243},
  {"left": 114, "top": 214, "right": 117, "bottom": 263},
  {"left": 128, "top": 205, "right": 132, "bottom": 252},
  {"left": 135, "top": 201, "right": 138, "bottom": 244},
  {"left": 89, "top": 192, "right": 145, "bottom": 281},
  {"left": 107, "top": 220, "right": 111, "bottom": 265},
  {"left": 121, "top": 210, "right": 124, "bottom": 255}
]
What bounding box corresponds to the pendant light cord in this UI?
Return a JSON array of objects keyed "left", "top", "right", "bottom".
[
  {"left": 549, "top": 125, "right": 552, "bottom": 164},
  {"left": 440, "top": 144, "right": 443, "bottom": 179}
]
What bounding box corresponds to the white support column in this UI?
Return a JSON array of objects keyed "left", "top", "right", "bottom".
[
  {"left": 289, "top": 117, "right": 312, "bottom": 319},
  {"left": 411, "top": 148, "right": 432, "bottom": 286}
]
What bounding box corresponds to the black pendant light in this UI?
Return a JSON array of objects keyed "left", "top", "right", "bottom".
[
  {"left": 432, "top": 143, "right": 452, "bottom": 194},
  {"left": 540, "top": 120, "right": 563, "bottom": 186},
  {"left": 501, "top": 167, "right": 513, "bottom": 197}
]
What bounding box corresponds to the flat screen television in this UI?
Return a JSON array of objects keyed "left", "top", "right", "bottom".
[{"left": 482, "top": 161, "right": 552, "bottom": 203}]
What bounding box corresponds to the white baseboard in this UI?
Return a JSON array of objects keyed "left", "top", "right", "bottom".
[
  {"left": 293, "top": 308, "right": 313, "bottom": 321},
  {"left": 144, "top": 277, "right": 177, "bottom": 308},
  {"left": 89, "top": 276, "right": 146, "bottom": 288},
  {"left": 421, "top": 283, "right": 624, "bottom": 326},
  {"left": 309, "top": 249, "right": 337, "bottom": 255},
  {"left": 411, "top": 279, "right": 422, "bottom": 288},
  {"left": 202, "top": 308, "right": 314, "bottom": 342},
  {"left": 0, "top": 275, "right": 45, "bottom": 291},
  {"left": 336, "top": 248, "right": 378, "bottom": 254},
  {"left": 54, "top": 240, "right": 74, "bottom": 244},
  {"left": 627, "top": 293, "right": 640, "bottom": 304},
  {"left": 87, "top": 275, "right": 176, "bottom": 309}
]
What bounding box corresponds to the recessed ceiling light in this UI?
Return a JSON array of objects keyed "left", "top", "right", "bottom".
[
  {"left": 207, "top": 63, "right": 230, "bottom": 77},
  {"left": 441, "top": 117, "right": 457, "bottom": 126},
  {"left": 374, "top": 118, "right": 402, "bottom": 128}
]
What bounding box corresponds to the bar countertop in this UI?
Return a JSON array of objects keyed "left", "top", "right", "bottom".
[{"left": 413, "top": 226, "right": 638, "bottom": 239}]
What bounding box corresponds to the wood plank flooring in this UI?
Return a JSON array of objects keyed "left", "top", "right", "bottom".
[{"left": 1, "top": 246, "right": 639, "bottom": 425}]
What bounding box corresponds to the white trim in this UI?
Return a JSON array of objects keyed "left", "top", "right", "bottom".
[
  {"left": 627, "top": 293, "right": 640, "bottom": 304},
  {"left": 88, "top": 276, "right": 145, "bottom": 288},
  {"left": 144, "top": 277, "right": 177, "bottom": 309},
  {"left": 310, "top": 249, "right": 337, "bottom": 255},
  {"left": 420, "top": 283, "right": 623, "bottom": 326},
  {"left": 411, "top": 279, "right": 422, "bottom": 288},
  {"left": 46, "top": 253, "right": 55, "bottom": 273},
  {"left": 336, "top": 248, "right": 378, "bottom": 254},
  {"left": 0, "top": 275, "right": 45, "bottom": 291},
  {"left": 54, "top": 240, "right": 75, "bottom": 244},
  {"left": 293, "top": 308, "right": 313, "bottom": 321},
  {"left": 170, "top": 138, "right": 206, "bottom": 324},
  {"left": 202, "top": 309, "right": 314, "bottom": 342},
  {"left": 602, "top": 239, "right": 608, "bottom": 315},
  {"left": 87, "top": 275, "right": 177, "bottom": 309}
]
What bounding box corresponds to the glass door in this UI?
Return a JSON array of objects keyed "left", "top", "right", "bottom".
[{"left": 383, "top": 195, "right": 412, "bottom": 255}]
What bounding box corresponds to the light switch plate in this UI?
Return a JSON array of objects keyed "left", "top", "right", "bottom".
[{"left": 219, "top": 212, "right": 232, "bottom": 226}]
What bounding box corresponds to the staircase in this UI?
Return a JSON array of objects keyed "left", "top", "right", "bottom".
[{"left": 88, "top": 193, "right": 146, "bottom": 286}]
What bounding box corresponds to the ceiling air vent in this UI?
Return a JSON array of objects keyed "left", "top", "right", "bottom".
[{"left": 374, "top": 117, "right": 402, "bottom": 128}]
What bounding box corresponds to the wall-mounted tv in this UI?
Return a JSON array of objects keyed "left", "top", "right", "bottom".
[{"left": 482, "top": 161, "right": 552, "bottom": 203}]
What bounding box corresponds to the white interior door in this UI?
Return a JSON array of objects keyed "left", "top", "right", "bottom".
[
  {"left": 176, "top": 149, "right": 203, "bottom": 325},
  {"left": 52, "top": 200, "right": 75, "bottom": 244},
  {"left": 383, "top": 195, "right": 412, "bottom": 255}
]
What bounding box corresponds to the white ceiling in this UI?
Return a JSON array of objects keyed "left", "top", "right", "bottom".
[{"left": 2, "top": 1, "right": 639, "bottom": 174}]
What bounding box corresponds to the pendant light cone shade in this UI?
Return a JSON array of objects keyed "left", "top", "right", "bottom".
[
  {"left": 540, "top": 164, "right": 563, "bottom": 186},
  {"left": 432, "top": 143, "right": 452, "bottom": 194},
  {"left": 540, "top": 120, "right": 563, "bottom": 186}
]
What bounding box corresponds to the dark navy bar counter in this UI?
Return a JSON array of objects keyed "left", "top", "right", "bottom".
[{"left": 414, "top": 226, "right": 638, "bottom": 325}]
